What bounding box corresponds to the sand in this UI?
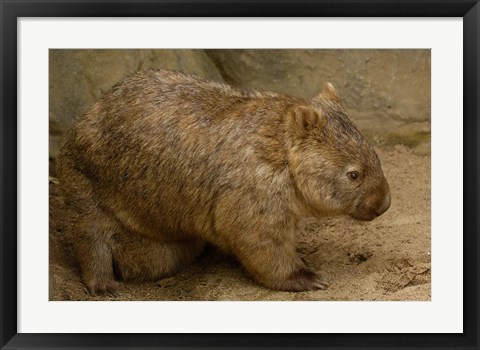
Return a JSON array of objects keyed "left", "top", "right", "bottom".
[{"left": 49, "top": 145, "right": 431, "bottom": 301}]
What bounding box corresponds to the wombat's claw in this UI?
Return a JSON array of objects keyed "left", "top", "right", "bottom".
[
  {"left": 280, "top": 267, "right": 329, "bottom": 292},
  {"left": 85, "top": 280, "right": 120, "bottom": 297},
  {"left": 312, "top": 279, "right": 329, "bottom": 290},
  {"left": 301, "top": 260, "right": 329, "bottom": 290}
]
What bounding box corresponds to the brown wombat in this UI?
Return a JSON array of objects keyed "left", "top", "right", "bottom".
[{"left": 56, "top": 69, "right": 391, "bottom": 295}]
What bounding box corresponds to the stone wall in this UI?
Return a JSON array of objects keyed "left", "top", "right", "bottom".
[{"left": 49, "top": 49, "right": 430, "bottom": 158}]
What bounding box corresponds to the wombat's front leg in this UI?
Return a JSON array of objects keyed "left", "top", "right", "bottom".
[
  {"left": 227, "top": 229, "right": 328, "bottom": 292},
  {"left": 214, "top": 194, "right": 327, "bottom": 292},
  {"left": 242, "top": 245, "right": 327, "bottom": 292},
  {"left": 69, "top": 210, "right": 120, "bottom": 296}
]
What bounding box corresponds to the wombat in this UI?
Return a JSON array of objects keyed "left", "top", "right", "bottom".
[{"left": 56, "top": 69, "right": 391, "bottom": 295}]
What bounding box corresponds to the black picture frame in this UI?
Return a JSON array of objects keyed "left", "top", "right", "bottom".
[{"left": 1, "top": 1, "right": 479, "bottom": 349}]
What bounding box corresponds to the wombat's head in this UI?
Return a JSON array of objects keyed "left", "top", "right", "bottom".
[{"left": 286, "top": 83, "right": 391, "bottom": 221}]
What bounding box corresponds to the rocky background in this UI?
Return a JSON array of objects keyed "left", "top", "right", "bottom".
[{"left": 49, "top": 49, "right": 430, "bottom": 159}]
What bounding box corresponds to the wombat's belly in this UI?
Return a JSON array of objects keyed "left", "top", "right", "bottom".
[{"left": 97, "top": 176, "right": 220, "bottom": 242}]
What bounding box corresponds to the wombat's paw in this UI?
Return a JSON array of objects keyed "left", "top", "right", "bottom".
[
  {"left": 85, "top": 279, "right": 121, "bottom": 297},
  {"left": 279, "top": 268, "right": 329, "bottom": 292}
]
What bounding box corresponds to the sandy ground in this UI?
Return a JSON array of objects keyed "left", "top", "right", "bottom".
[{"left": 49, "top": 145, "right": 431, "bottom": 301}]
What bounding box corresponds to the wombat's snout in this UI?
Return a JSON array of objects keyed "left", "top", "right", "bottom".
[
  {"left": 375, "top": 190, "right": 391, "bottom": 217},
  {"left": 352, "top": 182, "right": 391, "bottom": 221}
]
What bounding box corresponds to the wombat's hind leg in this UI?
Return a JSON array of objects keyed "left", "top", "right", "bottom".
[
  {"left": 70, "top": 211, "right": 121, "bottom": 297},
  {"left": 112, "top": 235, "right": 205, "bottom": 281},
  {"left": 57, "top": 156, "right": 120, "bottom": 296}
]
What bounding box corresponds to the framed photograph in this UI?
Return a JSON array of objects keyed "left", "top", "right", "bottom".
[{"left": 1, "top": 0, "right": 478, "bottom": 349}]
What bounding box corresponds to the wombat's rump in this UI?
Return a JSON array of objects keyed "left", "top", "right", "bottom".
[{"left": 56, "top": 69, "right": 391, "bottom": 295}]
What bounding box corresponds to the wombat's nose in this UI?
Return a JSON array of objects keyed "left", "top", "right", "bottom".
[{"left": 375, "top": 191, "right": 391, "bottom": 217}]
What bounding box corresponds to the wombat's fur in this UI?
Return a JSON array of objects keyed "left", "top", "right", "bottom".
[{"left": 56, "top": 69, "right": 391, "bottom": 295}]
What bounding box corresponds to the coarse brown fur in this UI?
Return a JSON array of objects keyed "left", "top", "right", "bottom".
[{"left": 56, "top": 69, "right": 391, "bottom": 295}]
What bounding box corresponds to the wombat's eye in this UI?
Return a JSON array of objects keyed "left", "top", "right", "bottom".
[{"left": 348, "top": 171, "right": 359, "bottom": 180}]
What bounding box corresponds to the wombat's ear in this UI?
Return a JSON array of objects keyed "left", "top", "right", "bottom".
[
  {"left": 287, "top": 106, "right": 326, "bottom": 137},
  {"left": 318, "top": 82, "right": 341, "bottom": 102}
]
